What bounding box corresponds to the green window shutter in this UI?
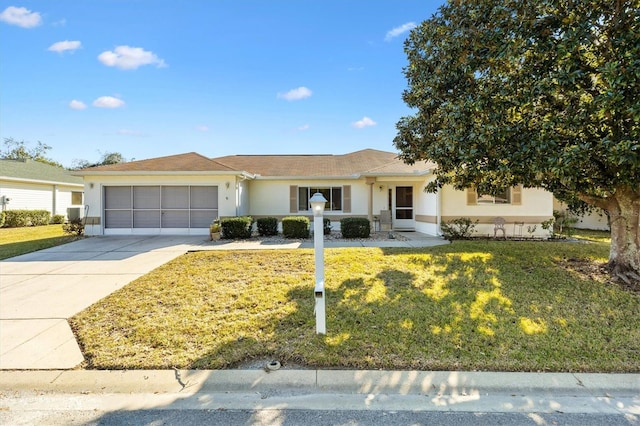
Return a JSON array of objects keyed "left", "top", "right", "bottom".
[
  {"left": 343, "top": 185, "right": 351, "bottom": 213},
  {"left": 466, "top": 188, "right": 477, "bottom": 205},
  {"left": 511, "top": 185, "right": 522, "bottom": 205},
  {"left": 289, "top": 185, "right": 298, "bottom": 213}
]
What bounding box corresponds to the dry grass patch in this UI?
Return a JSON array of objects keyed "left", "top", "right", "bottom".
[{"left": 71, "top": 238, "right": 640, "bottom": 372}]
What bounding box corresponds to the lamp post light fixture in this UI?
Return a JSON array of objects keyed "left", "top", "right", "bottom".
[{"left": 309, "top": 192, "right": 328, "bottom": 334}]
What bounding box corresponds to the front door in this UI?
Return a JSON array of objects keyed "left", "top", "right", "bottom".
[{"left": 394, "top": 186, "right": 415, "bottom": 230}]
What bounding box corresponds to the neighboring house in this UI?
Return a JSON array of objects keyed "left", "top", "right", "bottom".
[
  {"left": 0, "top": 159, "right": 85, "bottom": 220},
  {"left": 75, "top": 149, "right": 554, "bottom": 237}
]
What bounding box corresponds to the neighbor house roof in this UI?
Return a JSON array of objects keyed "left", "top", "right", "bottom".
[
  {"left": 0, "top": 159, "right": 83, "bottom": 186},
  {"left": 74, "top": 149, "right": 434, "bottom": 178}
]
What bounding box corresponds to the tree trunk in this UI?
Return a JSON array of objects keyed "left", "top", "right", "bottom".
[{"left": 605, "top": 186, "right": 640, "bottom": 285}]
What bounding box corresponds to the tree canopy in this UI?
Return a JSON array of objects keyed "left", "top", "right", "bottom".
[
  {"left": 0, "top": 138, "right": 63, "bottom": 168},
  {"left": 395, "top": 0, "right": 640, "bottom": 282}
]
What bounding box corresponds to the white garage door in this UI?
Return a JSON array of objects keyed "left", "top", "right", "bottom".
[{"left": 104, "top": 185, "right": 218, "bottom": 234}]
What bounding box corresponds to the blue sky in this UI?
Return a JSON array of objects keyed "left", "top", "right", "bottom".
[{"left": 0, "top": 1, "right": 443, "bottom": 167}]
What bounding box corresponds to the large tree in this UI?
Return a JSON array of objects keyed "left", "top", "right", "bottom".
[{"left": 394, "top": 0, "right": 640, "bottom": 283}]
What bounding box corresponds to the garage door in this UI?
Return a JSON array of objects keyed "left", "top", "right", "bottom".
[{"left": 104, "top": 185, "right": 218, "bottom": 234}]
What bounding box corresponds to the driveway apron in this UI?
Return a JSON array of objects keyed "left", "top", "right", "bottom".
[{"left": 0, "top": 236, "right": 208, "bottom": 369}]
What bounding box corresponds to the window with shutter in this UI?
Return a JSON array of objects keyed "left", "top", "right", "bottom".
[{"left": 343, "top": 185, "right": 351, "bottom": 213}]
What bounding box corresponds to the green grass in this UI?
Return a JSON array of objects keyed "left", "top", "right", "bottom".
[
  {"left": 70, "top": 235, "right": 640, "bottom": 373},
  {"left": 0, "top": 225, "right": 80, "bottom": 260}
]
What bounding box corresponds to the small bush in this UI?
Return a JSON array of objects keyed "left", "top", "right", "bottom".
[
  {"left": 282, "top": 216, "right": 310, "bottom": 239},
  {"left": 220, "top": 216, "right": 253, "bottom": 239},
  {"left": 0, "top": 211, "right": 5, "bottom": 227},
  {"left": 3, "top": 210, "right": 51, "bottom": 227},
  {"left": 323, "top": 218, "right": 332, "bottom": 235},
  {"left": 440, "top": 217, "right": 477, "bottom": 240},
  {"left": 52, "top": 214, "right": 66, "bottom": 224},
  {"left": 340, "top": 217, "right": 370, "bottom": 239},
  {"left": 257, "top": 217, "right": 278, "bottom": 236},
  {"left": 63, "top": 218, "right": 84, "bottom": 236}
]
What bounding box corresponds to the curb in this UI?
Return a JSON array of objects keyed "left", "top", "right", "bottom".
[{"left": 1, "top": 370, "right": 638, "bottom": 397}]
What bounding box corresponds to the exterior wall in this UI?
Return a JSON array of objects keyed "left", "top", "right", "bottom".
[
  {"left": 553, "top": 198, "right": 610, "bottom": 231},
  {"left": 82, "top": 174, "right": 237, "bottom": 236},
  {"left": 243, "top": 177, "right": 438, "bottom": 234},
  {"left": 0, "top": 180, "right": 83, "bottom": 219},
  {"left": 247, "top": 179, "right": 363, "bottom": 230},
  {"left": 440, "top": 186, "right": 553, "bottom": 237}
]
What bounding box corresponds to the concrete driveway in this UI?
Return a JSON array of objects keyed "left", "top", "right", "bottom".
[{"left": 0, "top": 236, "right": 209, "bottom": 369}]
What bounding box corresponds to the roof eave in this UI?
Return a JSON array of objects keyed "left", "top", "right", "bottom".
[
  {"left": 74, "top": 170, "right": 255, "bottom": 178},
  {"left": 0, "top": 176, "right": 84, "bottom": 187}
]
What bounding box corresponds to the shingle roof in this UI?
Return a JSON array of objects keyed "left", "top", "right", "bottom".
[
  {"left": 214, "top": 149, "right": 433, "bottom": 177},
  {"left": 75, "top": 149, "right": 434, "bottom": 177},
  {"left": 0, "top": 159, "right": 83, "bottom": 185},
  {"left": 77, "top": 152, "right": 236, "bottom": 173}
]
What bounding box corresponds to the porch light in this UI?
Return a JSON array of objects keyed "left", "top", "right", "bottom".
[{"left": 309, "top": 192, "right": 327, "bottom": 334}]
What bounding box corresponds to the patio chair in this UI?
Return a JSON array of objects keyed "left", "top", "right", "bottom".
[{"left": 493, "top": 217, "right": 507, "bottom": 239}]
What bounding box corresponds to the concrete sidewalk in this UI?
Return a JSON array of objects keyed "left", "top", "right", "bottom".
[
  {"left": 0, "top": 233, "right": 447, "bottom": 370},
  {"left": 1, "top": 369, "right": 638, "bottom": 419}
]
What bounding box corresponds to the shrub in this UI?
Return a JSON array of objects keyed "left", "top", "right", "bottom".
[
  {"left": 282, "top": 216, "right": 310, "bottom": 239},
  {"left": 440, "top": 217, "right": 477, "bottom": 240},
  {"left": 0, "top": 211, "right": 5, "bottom": 228},
  {"left": 257, "top": 217, "right": 278, "bottom": 236},
  {"left": 340, "top": 217, "right": 371, "bottom": 239},
  {"left": 51, "top": 214, "right": 66, "bottom": 224},
  {"left": 3, "top": 210, "right": 51, "bottom": 227},
  {"left": 323, "top": 218, "right": 332, "bottom": 235},
  {"left": 63, "top": 218, "right": 84, "bottom": 236},
  {"left": 220, "top": 216, "right": 253, "bottom": 239}
]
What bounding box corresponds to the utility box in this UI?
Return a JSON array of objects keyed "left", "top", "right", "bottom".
[{"left": 67, "top": 207, "right": 83, "bottom": 221}]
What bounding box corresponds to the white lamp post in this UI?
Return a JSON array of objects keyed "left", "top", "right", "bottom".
[{"left": 309, "top": 192, "right": 327, "bottom": 334}]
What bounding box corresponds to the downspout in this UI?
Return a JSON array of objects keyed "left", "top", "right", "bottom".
[{"left": 52, "top": 184, "right": 57, "bottom": 217}]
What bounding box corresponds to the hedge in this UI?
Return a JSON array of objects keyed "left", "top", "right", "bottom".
[
  {"left": 3, "top": 210, "right": 51, "bottom": 227},
  {"left": 282, "top": 216, "right": 310, "bottom": 239},
  {"left": 257, "top": 217, "right": 278, "bottom": 236},
  {"left": 220, "top": 216, "right": 253, "bottom": 239},
  {"left": 340, "top": 217, "right": 371, "bottom": 239}
]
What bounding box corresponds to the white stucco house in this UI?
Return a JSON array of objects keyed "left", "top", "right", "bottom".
[
  {"left": 75, "top": 149, "right": 555, "bottom": 237},
  {"left": 0, "top": 159, "right": 85, "bottom": 221}
]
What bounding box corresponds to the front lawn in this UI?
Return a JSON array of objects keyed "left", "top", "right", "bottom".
[
  {"left": 0, "top": 225, "right": 80, "bottom": 260},
  {"left": 71, "top": 235, "right": 640, "bottom": 372}
]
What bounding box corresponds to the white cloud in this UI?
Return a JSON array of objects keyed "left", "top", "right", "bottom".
[
  {"left": 68, "top": 100, "right": 87, "bottom": 110},
  {"left": 352, "top": 116, "right": 377, "bottom": 129},
  {"left": 92, "top": 96, "right": 125, "bottom": 108},
  {"left": 51, "top": 19, "right": 66, "bottom": 27},
  {"left": 385, "top": 22, "right": 416, "bottom": 41},
  {"left": 98, "top": 45, "right": 167, "bottom": 70},
  {"left": 0, "top": 6, "right": 42, "bottom": 28},
  {"left": 297, "top": 124, "right": 310, "bottom": 131},
  {"left": 277, "top": 86, "right": 312, "bottom": 101},
  {"left": 196, "top": 125, "right": 209, "bottom": 132},
  {"left": 48, "top": 40, "right": 81, "bottom": 53}
]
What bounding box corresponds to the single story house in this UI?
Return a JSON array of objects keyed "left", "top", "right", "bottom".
[
  {"left": 75, "top": 149, "right": 557, "bottom": 238},
  {"left": 0, "top": 159, "right": 85, "bottom": 221}
]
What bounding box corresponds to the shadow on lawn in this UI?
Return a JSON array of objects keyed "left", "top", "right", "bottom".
[{"left": 183, "top": 246, "right": 627, "bottom": 372}]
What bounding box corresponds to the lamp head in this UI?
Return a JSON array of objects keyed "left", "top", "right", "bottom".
[{"left": 309, "top": 192, "right": 328, "bottom": 216}]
